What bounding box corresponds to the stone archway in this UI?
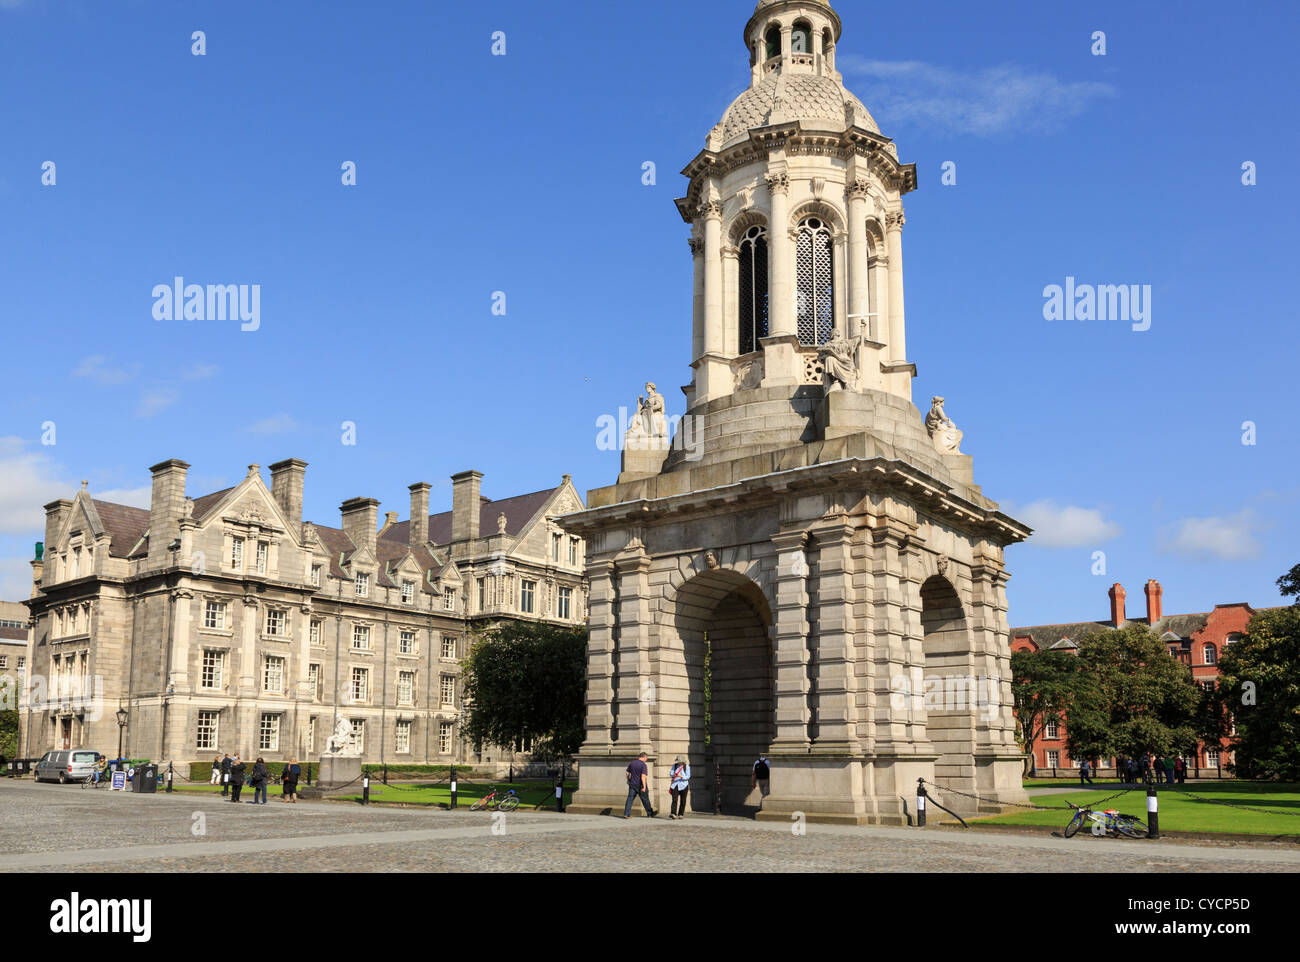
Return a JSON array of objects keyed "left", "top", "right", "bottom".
[
  {"left": 920, "top": 575, "right": 977, "bottom": 795},
  {"left": 670, "top": 569, "right": 774, "bottom": 814}
]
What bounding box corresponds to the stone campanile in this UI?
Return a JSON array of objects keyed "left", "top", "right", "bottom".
[{"left": 563, "top": 0, "right": 1032, "bottom": 824}]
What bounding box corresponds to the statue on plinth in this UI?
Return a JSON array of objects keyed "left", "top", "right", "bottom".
[
  {"left": 625, "top": 382, "right": 669, "bottom": 451},
  {"left": 324, "top": 715, "right": 357, "bottom": 755},
  {"left": 925, "top": 396, "right": 964, "bottom": 454},
  {"left": 819, "top": 335, "right": 858, "bottom": 393}
]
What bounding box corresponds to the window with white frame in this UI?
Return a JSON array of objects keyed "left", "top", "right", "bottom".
[
  {"left": 352, "top": 625, "right": 370, "bottom": 650},
  {"left": 443, "top": 587, "right": 456, "bottom": 611},
  {"left": 1226, "top": 633, "right": 1242, "bottom": 646},
  {"left": 441, "top": 636, "right": 456, "bottom": 659},
  {"left": 17, "top": 656, "right": 25, "bottom": 670},
  {"left": 310, "top": 620, "right": 323, "bottom": 647},
  {"left": 351, "top": 667, "right": 368, "bottom": 702},
  {"left": 397, "top": 671, "right": 415, "bottom": 706},
  {"left": 259, "top": 713, "right": 281, "bottom": 751},
  {"left": 204, "top": 600, "right": 227, "bottom": 630},
  {"left": 1203, "top": 643, "right": 1217, "bottom": 665},
  {"left": 395, "top": 720, "right": 411, "bottom": 754},
  {"left": 477, "top": 578, "right": 485, "bottom": 611},
  {"left": 401, "top": 581, "right": 414, "bottom": 604},
  {"left": 354, "top": 572, "right": 369, "bottom": 597},
  {"left": 1046, "top": 750, "right": 1060, "bottom": 768},
  {"left": 196, "top": 710, "right": 219, "bottom": 751},
  {"left": 0, "top": 656, "right": 6, "bottom": 669},
  {"left": 1205, "top": 749, "right": 1220, "bottom": 768},
  {"left": 520, "top": 580, "right": 536, "bottom": 614},
  {"left": 399, "top": 630, "right": 415, "bottom": 655},
  {"left": 311, "top": 564, "right": 322, "bottom": 587},
  {"left": 201, "top": 650, "right": 224, "bottom": 690},
  {"left": 557, "top": 586, "right": 572, "bottom": 620},
  {"left": 1045, "top": 719, "right": 1059, "bottom": 740},
  {"left": 440, "top": 675, "right": 456, "bottom": 707},
  {"left": 308, "top": 663, "right": 321, "bottom": 701},
  {"left": 569, "top": 538, "right": 579, "bottom": 566},
  {"left": 263, "top": 655, "right": 285, "bottom": 694},
  {"left": 256, "top": 541, "right": 268, "bottom": 575},
  {"left": 552, "top": 533, "right": 562, "bottom": 561},
  {"left": 350, "top": 719, "right": 365, "bottom": 754},
  {"left": 265, "top": 608, "right": 286, "bottom": 637},
  {"left": 439, "top": 722, "right": 452, "bottom": 755},
  {"left": 1200, "top": 680, "right": 1216, "bottom": 692},
  {"left": 231, "top": 537, "right": 244, "bottom": 570}
]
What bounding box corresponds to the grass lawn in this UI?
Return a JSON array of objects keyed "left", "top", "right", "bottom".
[{"left": 980, "top": 782, "right": 1300, "bottom": 836}]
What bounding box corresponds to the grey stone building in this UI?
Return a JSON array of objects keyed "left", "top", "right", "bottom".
[{"left": 18, "top": 460, "right": 586, "bottom": 766}]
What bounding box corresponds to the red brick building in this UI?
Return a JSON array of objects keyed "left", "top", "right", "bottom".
[{"left": 1011, "top": 579, "right": 1262, "bottom": 776}]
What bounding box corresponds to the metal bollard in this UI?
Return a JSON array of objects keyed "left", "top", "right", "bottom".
[
  {"left": 916, "top": 778, "right": 928, "bottom": 827},
  {"left": 305, "top": 762, "right": 312, "bottom": 786},
  {"left": 555, "top": 770, "right": 565, "bottom": 813},
  {"left": 449, "top": 765, "right": 457, "bottom": 810},
  {"left": 1146, "top": 776, "right": 1160, "bottom": 839},
  {"left": 362, "top": 769, "right": 370, "bottom": 805},
  {"left": 166, "top": 763, "right": 174, "bottom": 794}
]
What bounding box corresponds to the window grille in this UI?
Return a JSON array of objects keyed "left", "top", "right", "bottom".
[
  {"left": 796, "top": 218, "right": 834, "bottom": 345},
  {"left": 738, "top": 226, "right": 769, "bottom": 355}
]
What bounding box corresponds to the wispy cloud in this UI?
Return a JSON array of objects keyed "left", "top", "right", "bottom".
[
  {"left": 247, "top": 413, "right": 298, "bottom": 435},
  {"left": 94, "top": 486, "right": 152, "bottom": 509},
  {"left": 837, "top": 57, "right": 1116, "bottom": 136},
  {"left": 182, "top": 363, "right": 220, "bottom": 381},
  {"left": 1012, "top": 499, "right": 1123, "bottom": 548},
  {"left": 1158, "top": 510, "right": 1265, "bottom": 561},
  {"left": 0, "top": 437, "right": 70, "bottom": 534},
  {"left": 136, "top": 388, "right": 179, "bottom": 418},
  {"left": 73, "top": 355, "right": 138, "bottom": 386}
]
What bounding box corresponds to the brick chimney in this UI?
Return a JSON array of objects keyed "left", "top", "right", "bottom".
[
  {"left": 269, "top": 458, "right": 307, "bottom": 530},
  {"left": 451, "top": 471, "right": 483, "bottom": 543},
  {"left": 340, "top": 497, "right": 380, "bottom": 557},
  {"left": 1144, "top": 579, "right": 1163, "bottom": 625},
  {"left": 409, "top": 482, "right": 431, "bottom": 548},
  {"left": 148, "top": 459, "right": 190, "bottom": 565},
  {"left": 1108, "top": 582, "right": 1127, "bottom": 627}
]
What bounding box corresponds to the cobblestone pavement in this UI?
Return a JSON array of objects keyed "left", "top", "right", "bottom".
[{"left": 3, "top": 780, "right": 1298, "bottom": 873}]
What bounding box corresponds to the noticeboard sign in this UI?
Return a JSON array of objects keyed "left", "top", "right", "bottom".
[{"left": 110, "top": 771, "right": 127, "bottom": 791}]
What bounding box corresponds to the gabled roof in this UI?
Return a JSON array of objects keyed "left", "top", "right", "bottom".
[
  {"left": 90, "top": 499, "right": 150, "bottom": 559},
  {"left": 191, "top": 487, "right": 235, "bottom": 522},
  {"left": 380, "top": 487, "right": 562, "bottom": 546}
]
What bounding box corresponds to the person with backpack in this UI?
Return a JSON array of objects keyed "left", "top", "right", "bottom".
[
  {"left": 752, "top": 754, "right": 771, "bottom": 798},
  {"left": 667, "top": 757, "right": 690, "bottom": 820},
  {"left": 622, "top": 751, "right": 655, "bottom": 819}
]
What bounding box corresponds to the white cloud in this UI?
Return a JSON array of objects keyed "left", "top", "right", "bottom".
[
  {"left": 0, "top": 438, "right": 71, "bottom": 534},
  {"left": 837, "top": 57, "right": 1116, "bottom": 136},
  {"left": 182, "top": 363, "right": 220, "bottom": 381},
  {"left": 1013, "top": 500, "right": 1123, "bottom": 548},
  {"left": 73, "top": 355, "right": 137, "bottom": 385},
  {"left": 136, "top": 389, "right": 179, "bottom": 418},
  {"left": 1158, "top": 510, "right": 1264, "bottom": 561},
  {"left": 247, "top": 413, "right": 298, "bottom": 435},
  {"left": 95, "top": 486, "right": 152, "bottom": 510}
]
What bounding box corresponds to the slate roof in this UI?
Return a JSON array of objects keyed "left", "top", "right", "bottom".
[
  {"left": 380, "top": 488, "right": 558, "bottom": 547},
  {"left": 90, "top": 499, "right": 150, "bottom": 559}
]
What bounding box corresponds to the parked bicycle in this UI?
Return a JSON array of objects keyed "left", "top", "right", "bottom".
[
  {"left": 469, "top": 787, "right": 519, "bottom": 812},
  {"left": 1063, "top": 801, "right": 1147, "bottom": 838}
]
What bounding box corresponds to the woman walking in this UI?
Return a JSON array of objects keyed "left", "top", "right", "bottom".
[
  {"left": 667, "top": 756, "right": 690, "bottom": 819},
  {"left": 209, "top": 756, "right": 222, "bottom": 785},
  {"left": 249, "top": 757, "right": 269, "bottom": 805},
  {"left": 282, "top": 757, "right": 301, "bottom": 803}
]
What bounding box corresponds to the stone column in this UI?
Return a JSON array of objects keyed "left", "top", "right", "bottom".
[
  {"left": 695, "top": 202, "right": 729, "bottom": 402},
  {"left": 809, "top": 518, "right": 862, "bottom": 752},
  {"left": 832, "top": 231, "right": 847, "bottom": 338},
  {"left": 767, "top": 173, "right": 793, "bottom": 338},
  {"left": 169, "top": 587, "right": 193, "bottom": 691},
  {"left": 846, "top": 183, "right": 871, "bottom": 340},
  {"left": 689, "top": 237, "right": 705, "bottom": 364},
  {"left": 239, "top": 595, "right": 258, "bottom": 695},
  {"left": 722, "top": 243, "right": 739, "bottom": 357},
  {"left": 885, "top": 211, "right": 908, "bottom": 393},
  {"left": 611, "top": 544, "right": 655, "bottom": 751},
  {"left": 770, "top": 529, "right": 811, "bottom": 749}
]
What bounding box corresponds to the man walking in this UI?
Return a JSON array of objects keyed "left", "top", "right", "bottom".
[
  {"left": 1079, "top": 758, "right": 1093, "bottom": 786},
  {"left": 752, "top": 754, "right": 771, "bottom": 798},
  {"left": 623, "top": 752, "right": 655, "bottom": 819},
  {"left": 219, "top": 753, "right": 232, "bottom": 797}
]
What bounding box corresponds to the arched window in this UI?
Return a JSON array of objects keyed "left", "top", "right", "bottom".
[
  {"left": 1203, "top": 643, "right": 1217, "bottom": 665},
  {"left": 791, "top": 23, "right": 811, "bottom": 54},
  {"left": 737, "top": 225, "right": 769, "bottom": 355},
  {"left": 765, "top": 26, "right": 781, "bottom": 60},
  {"left": 795, "top": 217, "right": 834, "bottom": 345}
]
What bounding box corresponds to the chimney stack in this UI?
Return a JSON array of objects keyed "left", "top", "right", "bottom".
[
  {"left": 409, "top": 482, "right": 431, "bottom": 548},
  {"left": 451, "top": 471, "right": 483, "bottom": 543},
  {"left": 1108, "top": 582, "right": 1127, "bottom": 627},
  {"left": 148, "top": 459, "right": 190, "bottom": 565},
  {"left": 1144, "top": 579, "right": 1163, "bottom": 625},
  {"left": 269, "top": 458, "right": 307, "bottom": 531},
  {"left": 43, "top": 498, "right": 73, "bottom": 555},
  {"left": 340, "top": 497, "right": 380, "bottom": 558}
]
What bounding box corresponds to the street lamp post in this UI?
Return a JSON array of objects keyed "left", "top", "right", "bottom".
[{"left": 115, "top": 707, "right": 128, "bottom": 770}]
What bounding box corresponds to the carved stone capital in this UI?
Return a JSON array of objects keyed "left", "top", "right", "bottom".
[
  {"left": 845, "top": 179, "right": 872, "bottom": 201},
  {"left": 688, "top": 238, "right": 705, "bottom": 257},
  {"left": 696, "top": 201, "right": 724, "bottom": 221},
  {"left": 765, "top": 172, "right": 790, "bottom": 195},
  {"left": 885, "top": 210, "right": 906, "bottom": 231}
]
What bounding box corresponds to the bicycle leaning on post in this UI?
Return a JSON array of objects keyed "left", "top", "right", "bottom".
[
  {"left": 468, "top": 786, "right": 519, "bottom": 812},
  {"left": 1063, "top": 800, "right": 1148, "bottom": 839}
]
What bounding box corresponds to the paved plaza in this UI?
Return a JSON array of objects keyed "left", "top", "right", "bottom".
[{"left": 2, "top": 781, "right": 1298, "bottom": 873}]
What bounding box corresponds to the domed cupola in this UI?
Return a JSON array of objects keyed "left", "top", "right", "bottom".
[{"left": 676, "top": 0, "right": 918, "bottom": 411}]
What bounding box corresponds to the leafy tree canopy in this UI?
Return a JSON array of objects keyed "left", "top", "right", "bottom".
[
  {"left": 1214, "top": 602, "right": 1300, "bottom": 780},
  {"left": 1010, "top": 648, "right": 1094, "bottom": 773}
]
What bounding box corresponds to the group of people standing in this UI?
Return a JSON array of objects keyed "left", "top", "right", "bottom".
[
  {"left": 1117, "top": 754, "right": 1186, "bottom": 785},
  {"left": 211, "top": 754, "right": 302, "bottom": 803},
  {"left": 623, "top": 752, "right": 772, "bottom": 818}
]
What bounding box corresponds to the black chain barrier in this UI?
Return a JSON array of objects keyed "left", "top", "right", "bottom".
[{"left": 1160, "top": 783, "right": 1300, "bottom": 817}]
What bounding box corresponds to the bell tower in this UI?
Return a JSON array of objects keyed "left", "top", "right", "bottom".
[{"left": 563, "top": 0, "right": 1032, "bottom": 825}]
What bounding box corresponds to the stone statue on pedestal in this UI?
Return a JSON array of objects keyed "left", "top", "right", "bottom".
[
  {"left": 819, "top": 334, "right": 858, "bottom": 392},
  {"left": 925, "top": 396, "right": 964, "bottom": 454},
  {"left": 626, "top": 382, "right": 669, "bottom": 450},
  {"left": 324, "top": 715, "right": 357, "bottom": 755}
]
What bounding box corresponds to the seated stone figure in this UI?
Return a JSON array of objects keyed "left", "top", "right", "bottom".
[
  {"left": 925, "top": 396, "right": 964, "bottom": 454},
  {"left": 819, "top": 334, "right": 857, "bottom": 392}
]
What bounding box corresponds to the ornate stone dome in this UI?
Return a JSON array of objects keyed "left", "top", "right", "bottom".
[{"left": 717, "top": 72, "right": 879, "bottom": 147}]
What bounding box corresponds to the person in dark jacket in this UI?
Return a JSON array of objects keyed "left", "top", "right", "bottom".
[
  {"left": 229, "top": 755, "right": 246, "bottom": 802},
  {"left": 249, "top": 757, "right": 269, "bottom": 805},
  {"left": 220, "top": 753, "right": 233, "bottom": 796},
  {"left": 282, "top": 757, "right": 301, "bottom": 803}
]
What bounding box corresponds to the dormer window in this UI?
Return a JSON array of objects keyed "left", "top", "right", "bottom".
[
  {"left": 402, "top": 581, "right": 414, "bottom": 605},
  {"left": 311, "top": 564, "right": 322, "bottom": 587},
  {"left": 355, "top": 572, "right": 369, "bottom": 597}
]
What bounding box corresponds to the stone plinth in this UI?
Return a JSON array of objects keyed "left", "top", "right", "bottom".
[{"left": 317, "top": 754, "right": 362, "bottom": 791}]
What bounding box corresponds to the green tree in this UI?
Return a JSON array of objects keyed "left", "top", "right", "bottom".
[
  {"left": 0, "top": 676, "right": 18, "bottom": 757},
  {"left": 1214, "top": 602, "right": 1300, "bottom": 780},
  {"left": 1010, "top": 648, "right": 1094, "bottom": 775},
  {"left": 461, "top": 621, "right": 587, "bottom": 761},
  {"left": 1065, "top": 623, "right": 1200, "bottom": 762},
  {"left": 1278, "top": 562, "right": 1300, "bottom": 604}
]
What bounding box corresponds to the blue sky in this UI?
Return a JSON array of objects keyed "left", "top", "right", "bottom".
[{"left": 1, "top": 0, "right": 1297, "bottom": 626}]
